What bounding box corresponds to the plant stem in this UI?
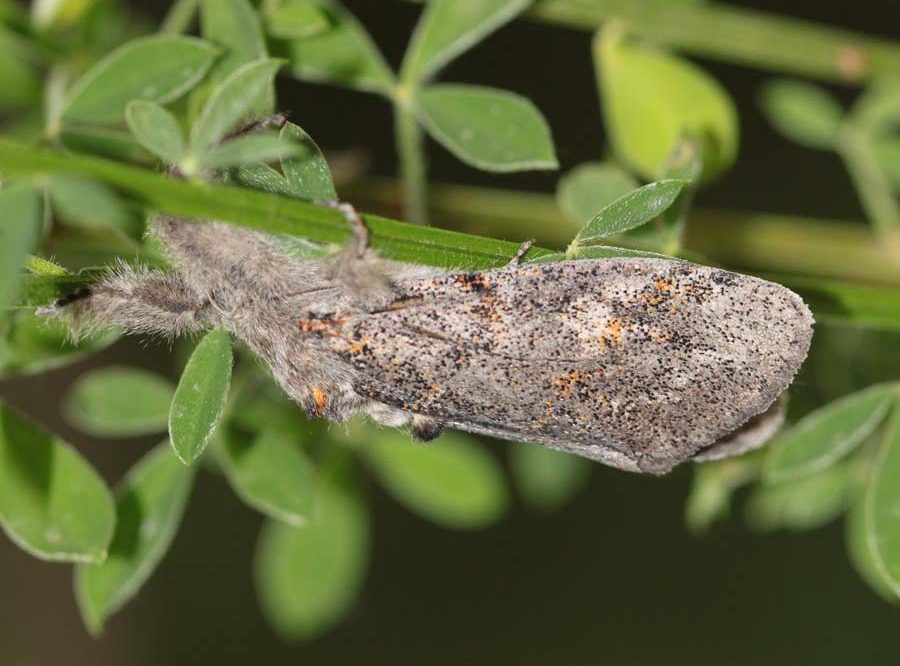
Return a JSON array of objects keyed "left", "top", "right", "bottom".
[
  {"left": 345, "top": 177, "right": 900, "bottom": 287},
  {"left": 393, "top": 91, "right": 429, "bottom": 224},
  {"left": 397, "top": 0, "right": 900, "bottom": 84},
  {"left": 837, "top": 123, "right": 900, "bottom": 243},
  {"left": 160, "top": 0, "right": 200, "bottom": 34}
]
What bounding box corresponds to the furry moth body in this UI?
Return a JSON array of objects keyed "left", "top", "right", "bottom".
[{"left": 47, "top": 215, "right": 813, "bottom": 474}]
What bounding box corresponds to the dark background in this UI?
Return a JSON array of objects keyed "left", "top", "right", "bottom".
[{"left": 3, "top": 1, "right": 900, "bottom": 664}]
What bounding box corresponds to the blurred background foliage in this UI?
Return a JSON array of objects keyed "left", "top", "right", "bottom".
[{"left": 1, "top": 0, "right": 900, "bottom": 664}]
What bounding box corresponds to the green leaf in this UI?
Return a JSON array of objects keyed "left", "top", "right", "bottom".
[
  {"left": 169, "top": 328, "right": 233, "bottom": 464},
  {"left": 189, "top": 59, "right": 283, "bottom": 158},
  {"left": 287, "top": 0, "right": 394, "bottom": 94},
  {"left": 48, "top": 176, "right": 134, "bottom": 232},
  {"left": 401, "top": 0, "right": 530, "bottom": 84},
  {"left": 0, "top": 183, "right": 42, "bottom": 312},
  {"left": 201, "top": 133, "right": 301, "bottom": 169},
  {"left": 125, "top": 101, "right": 186, "bottom": 164},
  {"left": 219, "top": 428, "right": 314, "bottom": 526},
  {"left": 59, "top": 126, "right": 148, "bottom": 162},
  {"left": 746, "top": 463, "right": 850, "bottom": 531},
  {"left": 365, "top": 431, "right": 507, "bottom": 529},
  {"left": 75, "top": 444, "right": 195, "bottom": 634},
  {"left": 417, "top": 84, "right": 558, "bottom": 172},
  {"left": 254, "top": 470, "right": 368, "bottom": 640},
  {"left": 557, "top": 162, "right": 638, "bottom": 226},
  {"left": 596, "top": 29, "right": 738, "bottom": 180},
  {"left": 61, "top": 36, "right": 219, "bottom": 123},
  {"left": 0, "top": 405, "right": 114, "bottom": 563},
  {"left": 509, "top": 443, "right": 590, "bottom": 512},
  {"left": 864, "top": 399, "right": 900, "bottom": 597},
  {"left": 533, "top": 245, "right": 669, "bottom": 263},
  {"left": 64, "top": 366, "right": 175, "bottom": 438},
  {"left": 847, "top": 487, "right": 897, "bottom": 603},
  {"left": 759, "top": 79, "right": 844, "bottom": 150},
  {"left": 570, "top": 179, "right": 686, "bottom": 248},
  {"left": 764, "top": 383, "right": 897, "bottom": 483},
  {"left": 279, "top": 121, "right": 337, "bottom": 200},
  {"left": 201, "top": 0, "right": 268, "bottom": 82},
  {"left": 264, "top": 0, "right": 330, "bottom": 39},
  {"left": 874, "top": 135, "right": 900, "bottom": 191}
]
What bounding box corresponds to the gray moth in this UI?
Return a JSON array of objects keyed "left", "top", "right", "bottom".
[{"left": 43, "top": 213, "right": 813, "bottom": 474}]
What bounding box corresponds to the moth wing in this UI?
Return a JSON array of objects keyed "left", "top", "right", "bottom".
[{"left": 334, "top": 258, "right": 813, "bottom": 474}]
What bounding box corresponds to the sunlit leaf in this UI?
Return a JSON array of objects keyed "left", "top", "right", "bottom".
[
  {"left": 759, "top": 79, "right": 844, "bottom": 149},
  {"left": 557, "top": 162, "right": 638, "bottom": 226},
  {"left": 219, "top": 427, "right": 314, "bottom": 525},
  {"left": 865, "top": 400, "right": 900, "bottom": 597},
  {"left": 65, "top": 366, "right": 175, "bottom": 438},
  {"left": 61, "top": 36, "right": 219, "bottom": 123},
  {"left": 0, "top": 183, "right": 42, "bottom": 312},
  {"left": 279, "top": 121, "right": 337, "bottom": 200},
  {"left": 264, "top": 0, "right": 330, "bottom": 39},
  {"left": 254, "top": 467, "right": 368, "bottom": 640},
  {"left": 596, "top": 28, "right": 738, "bottom": 180},
  {"left": 365, "top": 430, "right": 507, "bottom": 529},
  {"left": 417, "top": 84, "right": 558, "bottom": 172},
  {"left": 401, "top": 0, "right": 530, "bottom": 83},
  {"left": 764, "top": 383, "right": 897, "bottom": 483},
  {"left": 201, "top": 132, "right": 301, "bottom": 169},
  {"left": 169, "top": 329, "right": 233, "bottom": 464},
  {"left": 189, "top": 59, "right": 283, "bottom": 158},
  {"left": 570, "top": 179, "right": 686, "bottom": 248},
  {"left": 0, "top": 405, "right": 114, "bottom": 563},
  {"left": 125, "top": 100, "right": 186, "bottom": 164},
  {"left": 846, "top": 487, "right": 897, "bottom": 603},
  {"left": 287, "top": 0, "right": 394, "bottom": 94},
  {"left": 510, "top": 443, "right": 590, "bottom": 511},
  {"left": 75, "top": 444, "right": 195, "bottom": 633}
]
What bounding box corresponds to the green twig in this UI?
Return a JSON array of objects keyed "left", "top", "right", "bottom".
[
  {"left": 393, "top": 88, "right": 429, "bottom": 224},
  {"left": 837, "top": 123, "right": 900, "bottom": 238}
]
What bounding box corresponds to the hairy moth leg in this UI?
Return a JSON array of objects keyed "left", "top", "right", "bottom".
[{"left": 39, "top": 266, "right": 211, "bottom": 337}]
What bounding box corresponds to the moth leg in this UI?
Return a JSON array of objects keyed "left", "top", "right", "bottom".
[
  {"left": 223, "top": 112, "right": 288, "bottom": 141},
  {"left": 692, "top": 393, "right": 788, "bottom": 463},
  {"left": 364, "top": 402, "right": 444, "bottom": 441},
  {"left": 506, "top": 239, "right": 535, "bottom": 267},
  {"left": 316, "top": 199, "right": 369, "bottom": 258},
  {"left": 410, "top": 415, "right": 444, "bottom": 442},
  {"left": 38, "top": 266, "right": 211, "bottom": 338}
]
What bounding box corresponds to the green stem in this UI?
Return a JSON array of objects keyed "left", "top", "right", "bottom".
[
  {"left": 160, "top": 0, "right": 200, "bottom": 35},
  {"left": 3, "top": 137, "right": 899, "bottom": 328},
  {"left": 531, "top": 0, "right": 900, "bottom": 84},
  {"left": 344, "top": 177, "right": 900, "bottom": 287},
  {"left": 837, "top": 123, "right": 900, "bottom": 238},
  {"left": 397, "top": 0, "right": 900, "bottom": 84},
  {"left": 393, "top": 94, "right": 429, "bottom": 224}
]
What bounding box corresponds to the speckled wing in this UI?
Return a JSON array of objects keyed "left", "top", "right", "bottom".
[{"left": 332, "top": 258, "right": 813, "bottom": 474}]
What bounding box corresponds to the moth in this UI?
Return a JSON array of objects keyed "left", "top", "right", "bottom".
[{"left": 43, "top": 210, "right": 813, "bottom": 474}]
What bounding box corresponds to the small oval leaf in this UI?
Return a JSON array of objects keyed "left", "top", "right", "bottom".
[
  {"left": 746, "top": 463, "right": 850, "bottom": 532},
  {"left": 287, "top": 0, "right": 394, "bottom": 94},
  {"left": 402, "top": 0, "right": 529, "bottom": 83},
  {"left": 417, "top": 84, "right": 558, "bottom": 172},
  {"left": 254, "top": 472, "right": 368, "bottom": 640},
  {"left": 264, "top": 0, "right": 330, "bottom": 39},
  {"left": 190, "top": 59, "right": 283, "bottom": 157},
  {"left": 169, "top": 328, "right": 233, "bottom": 464},
  {"left": 61, "top": 36, "right": 219, "bottom": 123},
  {"left": 571, "top": 179, "right": 686, "bottom": 247},
  {"left": 280, "top": 121, "right": 337, "bottom": 200},
  {"left": 510, "top": 443, "right": 590, "bottom": 512},
  {"left": 48, "top": 176, "right": 134, "bottom": 232},
  {"left": 0, "top": 183, "right": 42, "bottom": 311},
  {"left": 596, "top": 29, "right": 738, "bottom": 180},
  {"left": 75, "top": 444, "right": 195, "bottom": 633},
  {"left": 0, "top": 405, "right": 115, "bottom": 563},
  {"left": 764, "top": 383, "right": 897, "bottom": 483},
  {"left": 864, "top": 400, "right": 900, "bottom": 597},
  {"left": 219, "top": 428, "right": 314, "bottom": 526},
  {"left": 200, "top": 133, "right": 301, "bottom": 169},
  {"left": 365, "top": 431, "right": 507, "bottom": 529},
  {"left": 759, "top": 79, "right": 844, "bottom": 150},
  {"left": 65, "top": 366, "right": 175, "bottom": 438},
  {"left": 557, "top": 162, "right": 639, "bottom": 226},
  {"left": 125, "top": 101, "right": 186, "bottom": 164}
]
